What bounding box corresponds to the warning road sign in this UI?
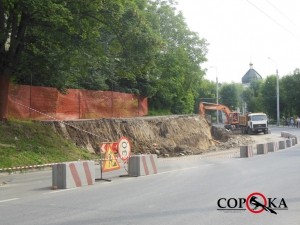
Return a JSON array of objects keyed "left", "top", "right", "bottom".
[
  {"left": 100, "top": 143, "right": 107, "bottom": 153},
  {"left": 100, "top": 142, "right": 118, "bottom": 153},
  {"left": 118, "top": 137, "right": 131, "bottom": 161},
  {"left": 102, "top": 146, "right": 120, "bottom": 172}
]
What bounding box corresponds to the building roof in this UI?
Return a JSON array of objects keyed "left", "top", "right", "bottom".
[{"left": 242, "top": 63, "right": 262, "bottom": 84}]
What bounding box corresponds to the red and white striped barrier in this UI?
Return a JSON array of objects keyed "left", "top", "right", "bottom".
[
  {"left": 286, "top": 139, "right": 292, "bottom": 148},
  {"left": 257, "top": 143, "right": 268, "bottom": 155},
  {"left": 267, "top": 142, "right": 279, "bottom": 152},
  {"left": 281, "top": 132, "right": 298, "bottom": 144},
  {"left": 128, "top": 154, "right": 158, "bottom": 177},
  {"left": 240, "top": 145, "right": 253, "bottom": 158},
  {"left": 278, "top": 140, "right": 286, "bottom": 150},
  {"left": 52, "top": 161, "right": 95, "bottom": 189},
  {"left": 291, "top": 138, "right": 296, "bottom": 146}
]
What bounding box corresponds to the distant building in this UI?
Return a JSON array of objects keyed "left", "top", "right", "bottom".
[
  {"left": 241, "top": 62, "right": 262, "bottom": 86},
  {"left": 241, "top": 62, "right": 263, "bottom": 114}
]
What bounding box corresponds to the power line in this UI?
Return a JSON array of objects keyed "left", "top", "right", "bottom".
[
  {"left": 245, "top": 0, "right": 299, "bottom": 40},
  {"left": 265, "top": 0, "right": 300, "bottom": 31}
]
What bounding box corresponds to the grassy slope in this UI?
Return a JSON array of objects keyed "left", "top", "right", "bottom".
[{"left": 0, "top": 120, "right": 94, "bottom": 168}]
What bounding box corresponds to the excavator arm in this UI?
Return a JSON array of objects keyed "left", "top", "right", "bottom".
[{"left": 199, "top": 102, "right": 239, "bottom": 125}]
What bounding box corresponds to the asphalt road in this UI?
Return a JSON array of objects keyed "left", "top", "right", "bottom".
[{"left": 0, "top": 126, "right": 300, "bottom": 225}]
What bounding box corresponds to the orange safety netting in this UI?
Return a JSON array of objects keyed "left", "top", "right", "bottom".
[{"left": 7, "top": 84, "right": 148, "bottom": 120}]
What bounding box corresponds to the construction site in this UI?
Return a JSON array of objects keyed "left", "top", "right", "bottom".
[
  {"left": 41, "top": 114, "right": 259, "bottom": 158},
  {"left": 6, "top": 84, "right": 272, "bottom": 158}
]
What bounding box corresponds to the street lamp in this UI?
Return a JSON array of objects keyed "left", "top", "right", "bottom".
[
  {"left": 268, "top": 57, "right": 280, "bottom": 126},
  {"left": 210, "top": 66, "right": 219, "bottom": 124}
]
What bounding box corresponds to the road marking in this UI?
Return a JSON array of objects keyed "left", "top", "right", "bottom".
[
  {"left": 159, "top": 166, "right": 200, "bottom": 174},
  {"left": 160, "top": 152, "right": 239, "bottom": 162},
  {"left": 47, "top": 187, "right": 78, "bottom": 194},
  {"left": 138, "top": 166, "right": 201, "bottom": 177},
  {"left": 0, "top": 198, "right": 20, "bottom": 203}
]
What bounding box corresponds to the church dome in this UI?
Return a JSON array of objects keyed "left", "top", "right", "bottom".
[{"left": 242, "top": 63, "right": 262, "bottom": 84}]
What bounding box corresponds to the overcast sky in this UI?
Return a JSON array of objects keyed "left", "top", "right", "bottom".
[{"left": 176, "top": 0, "right": 300, "bottom": 83}]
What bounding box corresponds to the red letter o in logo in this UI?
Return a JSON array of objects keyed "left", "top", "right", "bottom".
[{"left": 246, "top": 192, "right": 267, "bottom": 214}]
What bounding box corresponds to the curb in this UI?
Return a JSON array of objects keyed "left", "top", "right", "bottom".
[{"left": 0, "top": 163, "right": 55, "bottom": 174}]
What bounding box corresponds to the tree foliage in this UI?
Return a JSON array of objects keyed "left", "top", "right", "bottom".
[
  {"left": 241, "top": 80, "right": 263, "bottom": 113},
  {"left": 219, "top": 83, "right": 239, "bottom": 110},
  {"left": 146, "top": 0, "right": 207, "bottom": 114},
  {"left": 7, "top": 0, "right": 300, "bottom": 121},
  {"left": 280, "top": 70, "right": 300, "bottom": 117},
  {"left": 12, "top": 0, "right": 161, "bottom": 94},
  {"left": 0, "top": 0, "right": 208, "bottom": 119},
  {"left": 239, "top": 72, "right": 298, "bottom": 123}
]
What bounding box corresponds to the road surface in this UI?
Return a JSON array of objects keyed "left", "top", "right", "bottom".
[{"left": 0, "top": 126, "right": 299, "bottom": 225}]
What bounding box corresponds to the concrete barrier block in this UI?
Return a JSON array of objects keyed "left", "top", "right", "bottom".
[
  {"left": 267, "top": 142, "right": 278, "bottom": 152},
  {"left": 281, "top": 132, "right": 297, "bottom": 146},
  {"left": 52, "top": 161, "right": 95, "bottom": 189},
  {"left": 291, "top": 138, "right": 296, "bottom": 146},
  {"left": 281, "top": 132, "right": 287, "bottom": 138},
  {"left": 128, "top": 154, "right": 158, "bottom": 177},
  {"left": 240, "top": 145, "right": 253, "bottom": 158},
  {"left": 286, "top": 139, "right": 291, "bottom": 148},
  {"left": 278, "top": 140, "right": 286, "bottom": 150},
  {"left": 257, "top": 143, "right": 267, "bottom": 155}
]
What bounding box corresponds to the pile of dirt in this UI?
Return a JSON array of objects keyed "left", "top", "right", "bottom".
[
  {"left": 43, "top": 115, "right": 257, "bottom": 157},
  {"left": 209, "top": 126, "right": 254, "bottom": 151},
  {"left": 43, "top": 115, "right": 216, "bottom": 157}
]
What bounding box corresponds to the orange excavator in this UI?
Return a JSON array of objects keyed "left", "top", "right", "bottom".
[{"left": 199, "top": 102, "right": 240, "bottom": 128}]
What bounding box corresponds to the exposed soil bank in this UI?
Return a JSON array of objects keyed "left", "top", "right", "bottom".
[{"left": 42, "top": 115, "right": 215, "bottom": 157}]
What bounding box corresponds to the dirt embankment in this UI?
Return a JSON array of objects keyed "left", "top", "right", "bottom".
[
  {"left": 42, "top": 115, "right": 218, "bottom": 157},
  {"left": 210, "top": 126, "right": 254, "bottom": 151},
  {"left": 42, "top": 115, "right": 258, "bottom": 157}
]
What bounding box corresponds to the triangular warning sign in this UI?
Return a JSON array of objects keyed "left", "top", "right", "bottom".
[{"left": 102, "top": 145, "right": 120, "bottom": 172}]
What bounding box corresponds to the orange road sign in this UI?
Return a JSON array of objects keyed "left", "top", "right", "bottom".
[
  {"left": 102, "top": 145, "right": 120, "bottom": 172},
  {"left": 100, "top": 143, "right": 107, "bottom": 153},
  {"left": 100, "top": 142, "right": 118, "bottom": 154}
]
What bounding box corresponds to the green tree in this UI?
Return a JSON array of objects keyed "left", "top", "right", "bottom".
[
  {"left": 241, "top": 80, "right": 263, "bottom": 112},
  {"left": 0, "top": 0, "right": 161, "bottom": 120},
  {"left": 280, "top": 70, "right": 300, "bottom": 117},
  {"left": 261, "top": 76, "right": 277, "bottom": 119},
  {"left": 290, "top": 70, "right": 300, "bottom": 115},
  {"left": 219, "top": 83, "right": 239, "bottom": 110},
  {"left": 147, "top": 0, "right": 207, "bottom": 114},
  {"left": 0, "top": 0, "right": 77, "bottom": 119},
  {"left": 198, "top": 79, "right": 217, "bottom": 102}
]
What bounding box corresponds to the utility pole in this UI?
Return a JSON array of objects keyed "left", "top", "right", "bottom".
[
  {"left": 268, "top": 57, "right": 280, "bottom": 126},
  {"left": 210, "top": 66, "right": 219, "bottom": 124},
  {"left": 276, "top": 68, "right": 279, "bottom": 126},
  {"left": 216, "top": 76, "right": 219, "bottom": 124}
]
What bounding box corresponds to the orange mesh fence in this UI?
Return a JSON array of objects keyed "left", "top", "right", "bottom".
[
  {"left": 30, "top": 86, "right": 59, "bottom": 120},
  {"left": 7, "top": 84, "right": 31, "bottom": 119},
  {"left": 138, "top": 97, "right": 148, "bottom": 116},
  {"left": 79, "top": 89, "right": 113, "bottom": 118},
  {"left": 56, "top": 89, "right": 80, "bottom": 120},
  {"left": 111, "top": 92, "right": 139, "bottom": 118},
  {"left": 7, "top": 84, "right": 148, "bottom": 120}
]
